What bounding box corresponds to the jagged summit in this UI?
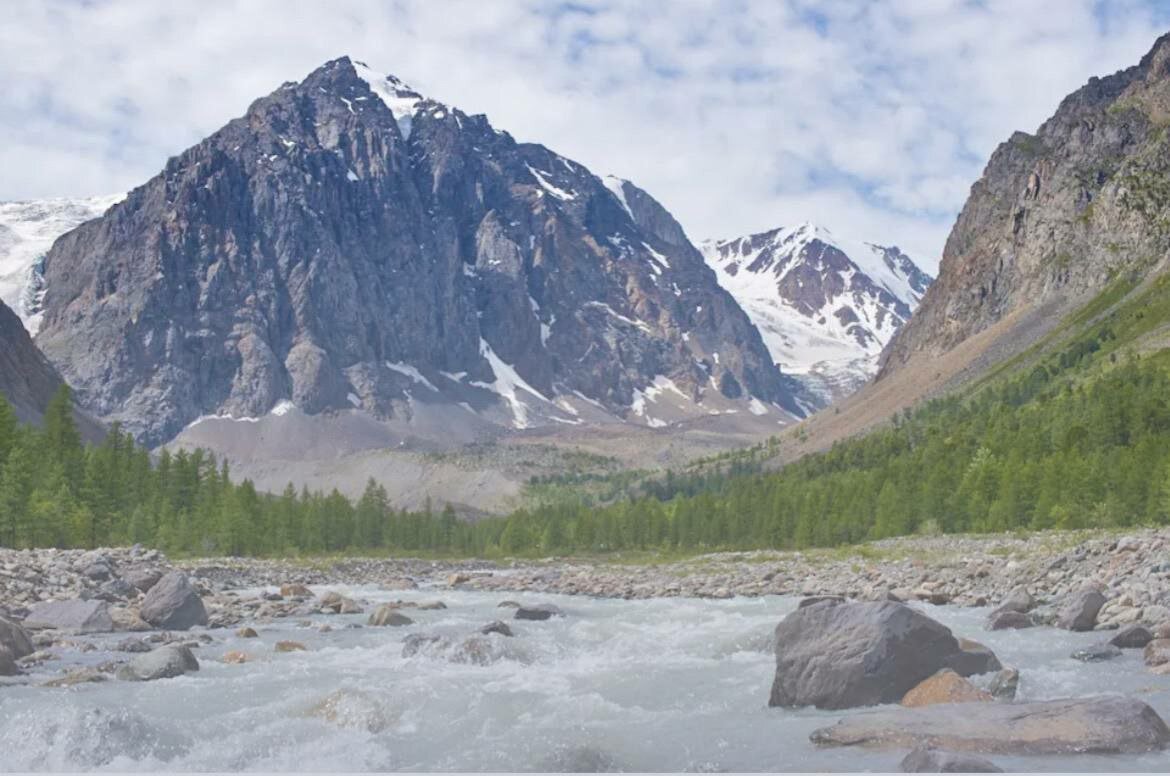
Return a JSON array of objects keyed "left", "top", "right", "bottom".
[
  {"left": 702, "top": 222, "right": 932, "bottom": 405},
  {"left": 32, "top": 57, "right": 803, "bottom": 446}
]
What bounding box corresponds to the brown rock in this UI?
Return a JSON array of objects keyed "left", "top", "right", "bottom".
[
  {"left": 236, "top": 627, "right": 259, "bottom": 638},
  {"left": 222, "top": 650, "right": 250, "bottom": 664},
  {"left": 275, "top": 640, "right": 307, "bottom": 653},
  {"left": 280, "top": 583, "right": 312, "bottom": 598},
  {"left": 1144, "top": 639, "right": 1170, "bottom": 667},
  {"left": 902, "top": 669, "right": 993, "bottom": 708}
]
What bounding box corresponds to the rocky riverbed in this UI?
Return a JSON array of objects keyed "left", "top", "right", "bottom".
[{"left": 3, "top": 529, "right": 1170, "bottom": 771}]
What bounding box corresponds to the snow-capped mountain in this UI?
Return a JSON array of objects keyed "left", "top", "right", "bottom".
[
  {"left": 701, "top": 223, "right": 932, "bottom": 405},
  {"left": 0, "top": 195, "right": 123, "bottom": 335},
  {"left": 32, "top": 57, "right": 803, "bottom": 446}
]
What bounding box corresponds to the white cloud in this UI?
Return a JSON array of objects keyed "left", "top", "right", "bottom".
[{"left": 1, "top": 0, "right": 1168, "bottom": 273}]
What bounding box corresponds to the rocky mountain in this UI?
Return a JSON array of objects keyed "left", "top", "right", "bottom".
[
  {"left": 33, "top": 57, "right": 803, "bottom": 447},
  {"left": 880, "top": 31, "right": 1170, "bottom": 378},
  {"left": 0, "top": 196, "right": 123, "bottom": 335},
  {"left": 701, "top": 223, "right": 931, "bottom": 405}
]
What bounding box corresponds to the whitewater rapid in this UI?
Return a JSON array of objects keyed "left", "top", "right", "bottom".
[{"left": 2, "top": 587, "right": 1170, "bottom": 772}]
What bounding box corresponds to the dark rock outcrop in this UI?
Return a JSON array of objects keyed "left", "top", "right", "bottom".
[
  {"left": 768, "top": 600, "right": 1000, "bottom": 710},
  {"left": 812, "top": 696, "right": 1170, "bottom": 754},
  {"left": 34, "top": 57, "right": 800, "bottom": 446}
]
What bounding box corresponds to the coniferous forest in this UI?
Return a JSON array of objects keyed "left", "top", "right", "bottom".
[{"left": 3, "top": 317, "right": 1170, "bottom": 558}]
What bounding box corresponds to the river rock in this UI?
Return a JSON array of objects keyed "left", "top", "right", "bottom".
[
  {"left": 368, "top": 605, "right": 413, "bottom": 627},
  {"left": 275, "top": 640, "right": 306, "bottom": 653},
  {"left": 140, "top": 572, "right": 208, "bottom": 630},
  {"left": 0, "top": 615, "right": 34, "bottom": 659},
  {"left": 236, "top": 627, "right": 259, "bottom": 638},
  {"left": 985, "top": 610, "right": 1034, "bottom": 631},
  {"left": 769, "top": 601, "right": 1001, "bottom": 710},
  {"left": 123, "top": 566, "right": 162, "bottom": 593},
  {"left": 0, "top": 646, "right": 18, "bottom": 676},
  {"left": 1071, "top": 642, "right": 1122, "bottom": 662},
  {"left": 481, "top": 620, "right": 514, "bottom": 637},
  {"left": 42, "top": 667, "right": 106, "bottom": 687},
  {"left": 1056, "top": 589, "right": 1106, "bottom": 631},
  {"left": 23, "top": 599, "right": 113, "bottom": 634},
  {"left": 402, "top": 633, "right": 446, "bottom": 657},
  {"left": 417, "top": 601, "right": 447, "bottom": 611},
  {"left": 811, "top": 696, "right": 1170, "bottom": 754},
  {"left": 993, "top": 586, "right": 1034, "bottom": 614},
  {"left": 1144, "top": 639, "right": 1170, "bottom": 667},
  {"left": 899, "top": 747, "right": 1003, "bottom": 773},
  {"left": 1111, "top": 624, "right": 1154, "bottom": 648},
  {"left": 221, "top": 650, "right": 249, "bottom": 664},
  {"left": 515, "top": 603, "right": 564, "bottom": 621},
  {"left": 109, "top": 607, "right": 151, "bottom": 632},
  {"left": 280, "top": 583, "right": 312, "bottom": 598},
  {"left": 307, "top": 689, "right": 392, "bottom": 733},
  {"left": 901, "top": 669, "right": 992, "bottom": 707},
  {"left": 987, "top": 668, "right": 1019, "bottom": 701},
  {"left": 117, "top": 644, "right": 200, "bottom": 681}
]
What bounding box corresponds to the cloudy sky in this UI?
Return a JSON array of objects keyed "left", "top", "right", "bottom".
[{"left": 4, "top": 1, "right": 1170, "bottom": 271}]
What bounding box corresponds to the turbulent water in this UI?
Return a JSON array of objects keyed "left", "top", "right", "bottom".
[{"left": 2, "top": 587, "right": 1170, "bottom": 772}]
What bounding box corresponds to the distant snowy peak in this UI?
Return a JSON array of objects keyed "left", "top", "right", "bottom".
[
  {"left": 701, "top": 223, "right": 933, "bottom": 406},
  {"left": 351, "top": 61, "right": 427, "bottom": 139},
  {"left": 0, "top": 194, "right": 124, "bottom": 335}
]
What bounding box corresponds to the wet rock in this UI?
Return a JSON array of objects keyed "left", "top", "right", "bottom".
[
  {"left": 769, "top": 601, "right": 1000, "bottom": 710},
  {"left": 900, "top": 747, "right": 1003, "bottom": 773},
  {"left": 1144, "top": 639, "right": 1170, "bottom": 667},
  {"left": 535, "top": 745, "right": 623, "bottom": 772},
  {"left": 985, "top": 610, "right": 1034, "bottom": 631},
  {"left": 811, "top": 696, "right": 1170, "bottom": 754},
  {"left": 498, "top": 600, "right": 521, "bottom": 608},
  {"left": 946, "top": 638, "right": 1002, "bottom": 678},
  {"left": 402, "top": 633, "right": 446, "bottom": 658},
  {"left": 481, "top": 620, "right": 514, "bottom": 637},
  {"left": 117, "top": 644, "right": 200, "bottom": 681},
  {"left": 0, "top": 615, "right": 34, "bottom": 659},
  {"left": 987, "top": 668, "right": 1019, "bottom": 701},
  {"left": 1111, "top": 624, "right": 1154, "bottom": 649},
  {"left": 280, "top": 583, "right": 312, "bottom": 598},
  {"left": 115, "top": 637, "right": 153, "bottom": 653},
  {"left": 798, "top": 595, "right": 845, "bottom": 609},
  {"left": 901, "top": 669, "right": 993, "bottom": 707},
  {"left": 236, "top": 627, "right": 259, "bottom": 638},
  {"left": 0, "top": 646, "right": 18, "bottom": 676},
  {"left": 221, "top": 650, "right": 250, "bottom": 664},
  {"left": 41, "top": 667, "right": 106, "bottom": 687},
  {"left": 417, "top": 600, "right": 447, "bottom": 611},
  {"left": 515, "top": 604, "right": 564, "bottom": 621},
  {"left": 368, "top": 605, "right": 413, "bottom": 627},
  {"left": 274, "top": 640, "right": 306, "bottom": 653},
  {"left": 140, "top": 572, "right": 208, "bottom": 630},
  {"left": 23, "top": 599, "right": 113, "bottom": 634},
  {"left": 1071, "top": 642, "right": 1122, "bottom": 662},
  {"left": 1056, "top": 589, "right": 1106, "bottom": 631},
  {"left": 307, "top": 689, "right": 392, "bottom": 733}
]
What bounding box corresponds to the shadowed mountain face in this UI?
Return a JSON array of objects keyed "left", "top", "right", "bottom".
[
  {"left": 34, "top": 57, "right": 801, "bottom": 446},
  {"left": 881, "top": 32, "right": 1170, "bottom": 378},
  {"left": 702, "top": 223, "right": 931, "bottom": 406}
]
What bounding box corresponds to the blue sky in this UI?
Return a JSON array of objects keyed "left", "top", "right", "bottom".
[{"left": 4, "top": 0, "right": 1170, "bottom": 271}]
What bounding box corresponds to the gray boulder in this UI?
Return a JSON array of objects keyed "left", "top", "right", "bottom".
[
  {"left": 769, "top": 601, "right": 1001, "bottom": 710},
  {"left": 123, "top": 567, "right": 163, "bottom": 593},
  {"left": 0, "top": 646, "right": 18, "bottom": 677},
  {"left": 900, "top": 747, "right": 1003, "bottom": 773},
  {"left": 1057, "top": 589, "right": 1106, "bottom": 631},
  {"left": 515, "top": 604, "right": 564, "bottom": 621},
  {"left": 1111, "top": 623, "right": 1154, "bottom": 649},
  {"left": 117, "top": 644, "right": 200, "bottom": 681},
  {"left": 1071, "top": 642, "right": 1122, "bottom": 662},
  {"left": 481, "top": 620, "right": 514, "bottom": 637},
  {"left": 139, "top": 572, "right": 208, "bottom": 630},
  {"left": 811, "top": 696, "right": 1170, "bottom": 754},
  {"left": 0, "top": 615, "right": 34, "bottom": 659},
  {"left": 985, "top": 610, "right": 1034, "bottom": 631},
  {"left": 991, "top": 586, "right": 1034, "bottom": 614},
  {"left": 368, "top": 604, "right": 413, "bottom": 627},
  {"left": 23, "top": 599, "right": 113, "bottom": 634}
]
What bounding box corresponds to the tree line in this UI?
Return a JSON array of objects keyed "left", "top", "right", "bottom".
[{"left": 2, "top": 330, "right": 1169, "bottom": 557}]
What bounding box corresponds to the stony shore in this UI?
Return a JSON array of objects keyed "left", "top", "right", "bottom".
[{"left": 1, "top": 527, "right": 1168, "bottom": 631}]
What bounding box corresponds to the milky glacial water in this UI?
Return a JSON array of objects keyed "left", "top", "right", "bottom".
[{"left": 2, "top": 587, "right": 1170, "bottom": 772}]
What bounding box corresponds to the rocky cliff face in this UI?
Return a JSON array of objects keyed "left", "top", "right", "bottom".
[
  {"left": 702, "top": 223, "right": 931, "bottom": 405},
  {"left": 881, "top": 32, "right": 1170, "bottom": 376},
  {"left": 35, "top": 57, "right": 800, "bottom": 446}
]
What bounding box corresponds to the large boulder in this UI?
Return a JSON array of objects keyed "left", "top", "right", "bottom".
[
  {"left": 23, "top": 599, "right": 113, "bottom": 634},
  {"left": 769, "top": 601, "right": 1001, "bottom": 710},
  {"left": 811, "top": 696, "right": 1170, "bottom": 755},
  {"left": 117, "top": 644, "right": 200, "bottom": 681},
  {"left": 0, "top": 646, "right": 18, "bottom": 677},
  {"left": 1111, "top": 624, "right": 1154, "bottom": 649},
  {"left": 139, "top": 572, "right": 208, "bottom": 630},
  {"left": 901, "top": 669, "right": 992, "bottom": 707},
  {"left": 900, "top": 747, "right": 1003, "bottom": 773},
  {"left": 1056, "top": 589, "right": 1106, "bottom": 631},
  {"left": 0, "top": 615, "right": 34, "bottom": 659}
]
